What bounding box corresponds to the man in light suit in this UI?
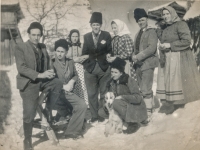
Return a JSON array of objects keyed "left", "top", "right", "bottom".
[
  {"left": 15, "top": 22, "right": 62, "bottom": 150},
  {"left": 82, "top": 12, "right": 112, "bottom": 123},
  {"left": 132, "top": 8, "right": 159, "bottom": 122}
]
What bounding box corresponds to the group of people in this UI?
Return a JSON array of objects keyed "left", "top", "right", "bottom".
[{"left": 14, "top": 6, "right": 200, "bottom": 150}]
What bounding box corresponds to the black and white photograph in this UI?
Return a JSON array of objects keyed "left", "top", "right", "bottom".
[{"left": 0, "top": 0, "right": 200, "bottom": 150}]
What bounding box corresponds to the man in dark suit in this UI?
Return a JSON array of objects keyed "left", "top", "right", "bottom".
[
  {"left": 82, "top": 12, "right": 112, "bottom": 123},
  {"left": 15, "top": 22, "right": 62, "bottom": 150},
  {"left": 132, "top": 8, "right": 159, "bottom": 122}
]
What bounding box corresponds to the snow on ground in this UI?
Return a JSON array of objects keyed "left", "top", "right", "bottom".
[{"left": 0, "top": 64, "right": 200, "bottom": 150}]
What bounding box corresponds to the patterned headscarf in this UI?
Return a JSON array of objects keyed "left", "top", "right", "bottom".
[
  {"left": 162, "top": 6, "right": 181, "bottom": 24},
  {"left": 111, "top": 19, "right": 131, "bottom": 36}
]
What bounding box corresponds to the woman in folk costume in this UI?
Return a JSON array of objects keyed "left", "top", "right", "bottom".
[
  {"left": 156, "top": 6, "right": 200, "bottom": 114},
  {"left": 107, "top": 19, "right": 136, "bottom": 80},
  {"left": 66, "top": 29, "right": 89, "bottom": 106}
]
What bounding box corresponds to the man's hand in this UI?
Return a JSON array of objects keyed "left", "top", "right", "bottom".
[
  {"left": 37, "top": 69, "right": 55, "bottom": 79},
  {"left": 63, "top": 80, "right": 75, "bottom": 92},
  {"left": 132, "top": 55, "right": 138, "bottom": 63}
]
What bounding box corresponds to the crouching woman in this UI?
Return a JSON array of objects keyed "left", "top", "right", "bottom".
[
  {"left": 99, "top": 58, "right": 148, "bottom": 134},
  {"left": 53, "top": 39, "right": 87, "bottom": 139}
]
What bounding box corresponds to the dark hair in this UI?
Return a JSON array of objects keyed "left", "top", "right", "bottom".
[
  {"left": 27, "top": 22, "right": 43, "bottom": 36},
  {"left": 68, "top": 29, "right": 81, "bottom": 47}
]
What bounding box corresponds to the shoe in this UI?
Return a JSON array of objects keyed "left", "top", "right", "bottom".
[
  {"left": 98, "top": 116, "right": 105, "bottom": 122},
  {"left": 90, "top": 118, "right": 98, "bottom": 123},
  {"left": 140, "top": 119, "right": 149, "bottom": 126},
  {"left": 123, "top": 123, "right": 140, "bottom": 134},
  {"left": 64, "top": 133, "right": 84, "bottom": 140}
]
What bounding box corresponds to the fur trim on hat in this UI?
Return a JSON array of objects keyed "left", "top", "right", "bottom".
[
  {"left": 54, "top": 39, "right": 68, "bottom": 51},
  {"left": 90, "top": 12, "right": 102, "bottom": 24},
  {"left": 134, "top": 8, "right": 148, "bottom": 22}
]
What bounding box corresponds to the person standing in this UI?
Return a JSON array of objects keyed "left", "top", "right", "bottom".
[
  {"left": 156, "top": 6, "right": 200, "bottom": 114},
  {"left": 15, "top": 22, "right": 63, "bottom": 150},
  {"left": 66, "top": 29, "right": 89, "bottom": 106},
  {"left": 82, "top": 12, "right": 112, "bottom": 123},
  {"left": 132, "top": 8, "right": 159, "bottom": 121},
  {"left": 107, "top": 19, "right": 136, "bottom": 80}
]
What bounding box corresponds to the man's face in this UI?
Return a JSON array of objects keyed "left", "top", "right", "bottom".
[
  {"left": 56, "top": 47, "right": 67, "bottom": 61},
  {"left": 71, "top": 32, "right": 79, "bottom": 44},
  {"left": 28, "top": 29, "right": 41, "bottom": 45},
  {"left": 111, "top": 68, "right": 122, "bottom": 80},
  {"left": 137, "top": 17, "right": 148, "bottom": 29},
  {"left": 91, "top": 23, "right": 101, "bottom": 34}
]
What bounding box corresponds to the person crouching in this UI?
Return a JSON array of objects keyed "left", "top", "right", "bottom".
[{"left": 98, "top": 58, "right": 148, "bottom": 134}]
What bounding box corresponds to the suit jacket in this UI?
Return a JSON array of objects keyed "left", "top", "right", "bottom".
[
  {"left": 53, "top": 58, "right": 78, "bottom": 85},
  {"left": 133, "top": 28, "right": 159, "bottom": 71},
  {"left": 15, "top": 41, "right": 50, "bottom": 90},
  {"left": 82, "top": 31, "right": 112, "bottom": 73}
]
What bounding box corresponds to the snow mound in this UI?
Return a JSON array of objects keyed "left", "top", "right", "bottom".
[{"left": 0, "top": 64, "right": 200, "bottom": 150}]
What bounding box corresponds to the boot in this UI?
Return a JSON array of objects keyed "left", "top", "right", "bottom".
[
  {"left": 123, "top": 122, "right": 140, "bottom": 134},
  {"left": 23, "top": 122, "right": 33, "bottom": 150},
  {"left": 144, "top": 98, "right": 153, "bottom": 122},
  {"left": 45, "top": 92, "right": 60, "bottom": 123}
]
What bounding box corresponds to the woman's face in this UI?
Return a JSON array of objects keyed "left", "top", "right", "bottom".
[
  {"left": 71, "top": 32, "right": 79, "bottom": 44},
  {"left": 56, "top": 47, "right": 67, "bottom": 61},
  {"left": 111, "top": 23, "right": 118, "bottom": 35},
  {"left": 162, "top": 10, "right": 172, "bottom": 23},
  {"left": 111, "top": 68, "right": 122, "bottom": 80}
]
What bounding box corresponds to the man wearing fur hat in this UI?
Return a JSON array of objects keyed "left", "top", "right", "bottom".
[
  {"left": 15, "top": 22, "right": 63, "bottom": 150},
  {"left": 82, "top": 12, "right": 112, "bottom": 123},
  {"left": 132, "top": 8, "right": 159, "bottom": 121}
]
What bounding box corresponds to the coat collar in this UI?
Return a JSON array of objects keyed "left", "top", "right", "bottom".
[{"left": 107, "top": 73, "right": 129, "bottom": 87}]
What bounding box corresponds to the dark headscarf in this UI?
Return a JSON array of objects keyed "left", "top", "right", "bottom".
[
  {"left": 68, "top": 29, "right": 81, "bottom": 47},
  {"left": 110, "top": 57, "right": 126, "bottom": 73}
]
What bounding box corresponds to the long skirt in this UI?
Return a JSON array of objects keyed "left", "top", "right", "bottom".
[
  {"left": 156, "top": 50, "right": 200, "bottom": 104},
  {"left": 73, "top": 63, "right": 89, "bottom": 106}
]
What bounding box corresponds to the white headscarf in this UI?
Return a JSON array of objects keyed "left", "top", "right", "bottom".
[{"left": 111, "top": 19, "right": 131, "bottom": 36}]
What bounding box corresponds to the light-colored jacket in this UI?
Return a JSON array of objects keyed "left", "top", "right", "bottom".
[{"left": 133, "top": 27, "right": 159, "bottom": 71}]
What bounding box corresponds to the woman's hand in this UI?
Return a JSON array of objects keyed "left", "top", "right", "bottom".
[{"left": 159, "top": 43, "right": 171, "bottom": 51}]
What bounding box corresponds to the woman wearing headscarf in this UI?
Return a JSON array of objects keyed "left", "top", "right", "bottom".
[
  {"left": 107, "top": 19, "right": 136, "bottom": 80},
  {"left": 156, "top": 6, "right": 200, "bottom": 114},
  {"left": 66, "top": 29, "right": 89, "bottom": 106}
]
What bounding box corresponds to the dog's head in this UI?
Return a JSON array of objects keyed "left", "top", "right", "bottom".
[{"left": 105, "top": 92, "right": 115, "bottom": 109}]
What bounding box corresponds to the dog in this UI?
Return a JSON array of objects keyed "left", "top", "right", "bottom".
[{"left": 104, "top": 92, "right": 123, "bottom": 137}]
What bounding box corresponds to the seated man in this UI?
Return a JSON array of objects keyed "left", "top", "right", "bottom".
[
  {"left": 53, "top": 39, "right": 87, "bottom": 139},
  {"left": 98, "top": 58, "right": 148, "bottom": 134}
]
